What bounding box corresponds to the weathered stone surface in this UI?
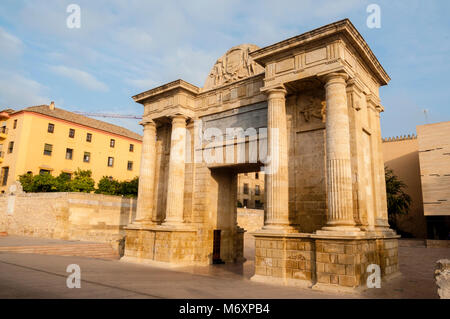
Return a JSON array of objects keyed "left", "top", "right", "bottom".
[{"left": 435, "top": 259, "right": 450, "bottom": 299}]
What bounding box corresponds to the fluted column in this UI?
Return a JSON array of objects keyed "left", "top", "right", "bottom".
[
  {"left": 163, "top": 115, "right": 187, "bottom": 226},
  {"left": 373, "top": 106, "right": 390, "bottom": 230},
  {"left": 321, "top": 73, "right": 359, "bottom": 232},
  {"left": 135, "top": 120, "right": 157, "bottom": 224},
  {"left": 263, "top": 87, "right": 290, "bottom": 230}
]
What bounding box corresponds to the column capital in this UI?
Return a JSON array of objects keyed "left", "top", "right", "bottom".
[
  {"left": 169, "top": 114, "right": 189, "bottom": 124},
  {"left": 139, "top": 118, "right": 156, "bottom": 129},
  {"left": 322, "top": 72, "right": 349, "bottom": 86},
  {"left": 262, "top": 85, "right": 287, "bottom": 97}
]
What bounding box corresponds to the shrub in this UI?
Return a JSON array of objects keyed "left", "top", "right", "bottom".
[
  {"left": 31, "top": 172, "right": 58, "bottom": 192},
  {"left": 95, "top": 176, "right": 121, "bottom": 195},
  {"left": 95, "top": 176, "right": 139, "bottom": 197},
  {"left": 70, "top": 169, "right": 95, "bottom": 193},
  {"left": 18, "top": 169, "right": 95, "bottom": 193}
]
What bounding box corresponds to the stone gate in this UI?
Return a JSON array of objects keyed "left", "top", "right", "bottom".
[{"left": 122, "top": 19, "right": 400, "bottom": 290}]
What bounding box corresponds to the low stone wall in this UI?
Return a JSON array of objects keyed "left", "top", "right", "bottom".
[
  {"left": 237, "top": 208, "right": 264, "bottom": 232},
  {"left": 427, "top": 240, "right": 450, "bottom": 248},
  {"left": 0, "top": 192, "right": 136, "bottom": 250}
]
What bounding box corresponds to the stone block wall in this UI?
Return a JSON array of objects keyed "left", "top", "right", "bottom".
[
  {"left": 253, "top": 233, "right": 399, "bottom": 290},
  {"left": 124, "top": 227, "right": 198, "bottom": 264},
  {"left": 237, "top": 208, "right": 264, "bottom": 232},
  {"left": 255, "top": 236, "right": 314, "bottom": 286},
  {"left": 315, "top": 239, "right": 378, "bottom": 287}
]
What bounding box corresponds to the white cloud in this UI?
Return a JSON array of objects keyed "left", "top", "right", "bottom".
[
  {"left": 125, "top": 77, "right": 158, "bottom": 90},
  {"left": 49, "top": 65, "right": 109, "bottom": 92},
  {"left": 0, "top": 27, "right": 23, "bottom": 58},
  {"left": 0, "top": 72, "right": 49, "bottom": 108}
]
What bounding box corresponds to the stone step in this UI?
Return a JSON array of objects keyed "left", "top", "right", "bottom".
[
  {"left": 398, "top": 239, "right": 426, "bottom": 247},
  {"left": 0, "top": 243, "right": 119, "bottom": 260}
]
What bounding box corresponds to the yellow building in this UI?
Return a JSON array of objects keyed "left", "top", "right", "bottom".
[
  {"left": 237, "top": 172, "right": 265, "bottom": 209},
  {"left": 0, "top": 102, "right": 142, "bottom": 192}
]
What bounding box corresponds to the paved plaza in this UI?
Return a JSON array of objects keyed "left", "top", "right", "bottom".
[{"left": 0, "top": 234, "right": 447, "bottom": 299}]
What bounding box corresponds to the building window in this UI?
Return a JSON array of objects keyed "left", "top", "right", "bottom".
[
  {"left": 127, "top": 161, "right": 133, "bottom": 171},
  {"left": 255, "top": 172, "right": 259, "bottom": 179},
  {"left": 243, "top": 183, "right": 249, "bottom": 195},
  {"left": 244, "top": 173, "right": 248, "bottom": 176},
  {"left": 48, "top": 123, "right": 54, "bottom": 133},
  {"left": 65, "top": 148, "right": 73, "bottom": 160},
  {"left": 107, "top": 157, "right": 114, "bottom": 167},
  {"left": 0, "top": 126, "right": 6, "bottom": 134},
  {"left": 69, "top": 128, "right": 75, "bottom": 138},
  {"left": 243, "top": 199, "right": 248, "bottom": 207},
  {"left": 83, "top": 152, "right": 91, "bottom": 163},
  {"left": 110, "top": 139, "right": 115, "bottom": 148},
  {"left": 1, "top": 167, "right": 9, "bottom": 186},
  {"left": 7, "top": 141, "right": 14, "bottom": 153},
  {"left": 255, "top": 184, "right": 260, "bottom": 196},
  {"left": 129, "top": 144, "right": 134, "bottom": 152},
  {"left": 39, "top": 169, "right": 51, "bottom": 175},
  {"left": 43, "top": 143, "right": 53, "bottom": 156},
  {"left": 86, "top": 133, "right": 92, "bottom": 142},
  {"left": 13, "top": 119, "right": 17, "bottom": 129}
]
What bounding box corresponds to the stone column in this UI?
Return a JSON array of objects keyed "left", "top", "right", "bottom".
[
  {"left": 135, "top": 120, "right": 157, "bottom": 224},
  {"left": 163, "top": 115, "right": 187, "bottom": 226},
  {"left": 263, "top": 87, "right": 290, "bottom": 230},
  {"left": 321, "top": 73, "right": 360, "bottom": 232},
  {"left": 373, "top": 105, "right": 390, "bottom": 230}
]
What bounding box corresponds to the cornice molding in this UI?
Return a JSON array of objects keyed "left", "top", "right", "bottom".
[
  {"left": 132, "top": 79, "right": 200, "bottom": 104},
  {"left": 250, "top": 19, "right": 390, "bottom": 86}
]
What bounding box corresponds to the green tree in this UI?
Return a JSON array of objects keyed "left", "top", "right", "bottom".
[
  {"left": 55, "top": 172, "right": 72, "bottom": 192},
  {"left": 119, "top": 177, "right": 139, "bottom": 197},
  {"left": 18, "top": 172, "right": 34, "bottom": 192},
  {"left": 385, "top": 166, "right": 412, "bottom": 231},
  {"left": 96, "top": 176, "right": 121, "bottom": 195},
  {"left": 31, "top": 172, "right": 57, "bottom": 192},
  {"left": 70, "top": 169, "right": 95, "bottom": 193}
]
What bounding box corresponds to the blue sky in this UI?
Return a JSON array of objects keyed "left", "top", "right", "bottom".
[{"left": 0, "top": 0, "right": 449, "bottom": 137}]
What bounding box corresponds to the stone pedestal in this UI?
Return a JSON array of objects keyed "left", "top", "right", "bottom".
[
  {"left": 122, "top": 224, "right": 198, "bottom": 265},
  {"left": 251, "top": 231, "right": 400, "bottom": 291}
]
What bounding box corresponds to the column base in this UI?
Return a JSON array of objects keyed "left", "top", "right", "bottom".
[
  {"left": 130, "top": 219, "right": 156, "bottom": 227},
  {"left": 316, "top": 226, "right": 365, "bottom": 237},
  {"left": 261, "top": 224, "right": 298, "bottom": 233}
]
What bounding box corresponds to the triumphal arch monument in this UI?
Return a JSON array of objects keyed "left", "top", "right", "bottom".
[{"left": 122, "top": 19, "right": 400, "bottom": 290}]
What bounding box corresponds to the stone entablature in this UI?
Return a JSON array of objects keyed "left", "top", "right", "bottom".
[{"left": 124, "top": 19, "right": 399, "bottom": 291}]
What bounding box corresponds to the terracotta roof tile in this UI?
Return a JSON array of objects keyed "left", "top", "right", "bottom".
[{"left": 15, "top": 105, "right": 142, "bottom": 141}]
